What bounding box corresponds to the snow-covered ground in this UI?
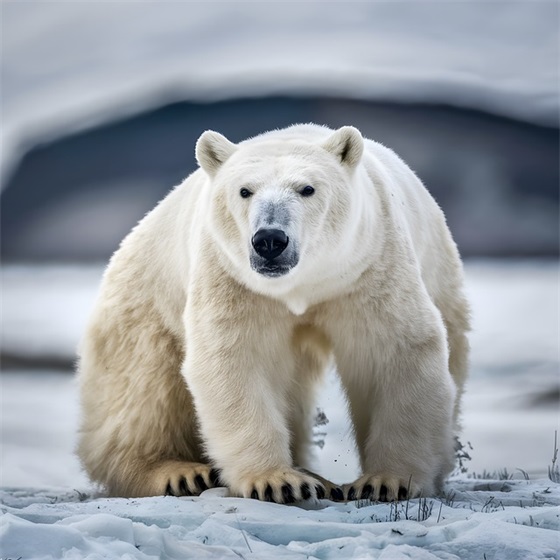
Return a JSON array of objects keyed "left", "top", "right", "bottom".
[
  {"left": 2, "top": 478, "right": 559, "bottom": 560},
  {"left": 1, "top": 261, "right": 559, "bottom": 558}
]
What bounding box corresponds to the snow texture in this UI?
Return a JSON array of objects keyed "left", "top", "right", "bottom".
[{"left": 1, "top": 480, "right": 559, "bottom": 559}]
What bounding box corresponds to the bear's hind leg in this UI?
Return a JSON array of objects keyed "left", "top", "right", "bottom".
[{"left": 78, "top": 323, "right": 219, "bottom": 498}]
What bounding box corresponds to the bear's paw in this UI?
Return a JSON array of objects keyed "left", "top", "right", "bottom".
[
  {"left": 343, "top": 473, "right": 422, "bottom": 502},
  {"left": 234, "top": 468, "right": 333, "bottom": 504},
  {"left": 158, "top": 461, "right": 221, "bottom": 497}
]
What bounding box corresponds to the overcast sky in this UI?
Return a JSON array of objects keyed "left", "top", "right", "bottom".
[{"left": 2, "top": 1, "right": 558, "bottom": 183}]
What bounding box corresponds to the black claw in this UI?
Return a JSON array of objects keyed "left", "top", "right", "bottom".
[
  {"left": 315, "top": 485, "right": 325, "bottom": 500},
  {"left": 398, "top": 486, "right": 408, "bottom": 501},
  {"left": 165, "top": 482, "right": 175, "bottom": 496},
  {"left": 264, "top": 485, "right": 274, "bottom": 502},
  {"left": 301, "top": 483, "right": 311, "bottom": 500},
  {"left": 195, "top": 475, "right": 208, "bottom": 492},
  {"left": 209, "top": 468, "right": 221, "bottom": 486},
  {"left": 330, "top": 487, "right": 344, "bottom": 501},
  {"left": 379, "top": 485, "right": 388, "bottom": 502},
  {"left": 347, "top": 486, "right": 356, "bottom": 501},
  {"left": 250, "top": 489, "right": 259, "bottom": 500},
  {"left": 179, "top": 476, "right": 189, "bottom": 496},
  {"left": 360, "top": 484, "right": 373, "bottom": 500},
  {"left": 281, "top": 484, "right": 295, "bottom": 504}
]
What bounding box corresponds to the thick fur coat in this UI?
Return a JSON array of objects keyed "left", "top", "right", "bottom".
[{"left": 77, "top": 124, "right": 470, "bottom": 503}]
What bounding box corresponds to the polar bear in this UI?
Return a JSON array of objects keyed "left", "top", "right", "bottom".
[{"left": 77, "top": 124, "right": 469, "bottom": 503}]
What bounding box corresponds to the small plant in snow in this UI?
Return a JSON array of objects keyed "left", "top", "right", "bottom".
[
  {"left": 516, "top": 468, "right": 530, "bottom": 481},
  {"left": 469, "top": 468, "right": 513, "bottom": 481},
  {"left": 548, "top": 431, "right": 559, "bottom": 483},
  {"left": 355, "top": 498, "right": 374, "bottom": 509},
  {"left": 313, "top": 407, "right": 329, "bottom": 449},
  {"left": 416, "top": 498, "right": 434, "bottom": 522},
  {"left": 314, "top": 408, "right": 329, "bottom": 426},
  {"left": 441, "top": 489, "right": 456, "bottom": 507},
  {"left": 73, "top": 489, "right": 89, "bottom": 502},
  {"left": 453, "top": 437, "right": 473, "bottom": 474},
  {"left": 481, "top": 496, "right": 505, "bottom": 513}
]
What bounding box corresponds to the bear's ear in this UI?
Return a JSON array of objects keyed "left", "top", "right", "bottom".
[
  {"left": 196, "top": 130, "right": 237, "bottom": 176},
  {"left": 321, "top": 126, "right": 364, "bottom": 169}
]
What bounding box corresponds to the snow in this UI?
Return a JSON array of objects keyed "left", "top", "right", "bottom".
[
  {"left": 1, "top": 261, "right": 559, "bottom": 558},
  {"left": 1, "top": 266, "right": 101, "bottom": 362},
  {"left": 1, "top": 480, "right": 559, "bottom": 559},
  {"left": 2, "top": 2, "right": 558, "bottom": 184}
]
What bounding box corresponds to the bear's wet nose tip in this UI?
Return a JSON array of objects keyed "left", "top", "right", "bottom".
[{"left": 252, "top": 229, "right": 289, "bottom": 260}]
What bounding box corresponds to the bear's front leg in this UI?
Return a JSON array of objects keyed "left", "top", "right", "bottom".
[
  {"left": 183, "top": 281, "right": 326, "bottom": 503},
  {"left": 336, "top": 312, "right": 457, "bottom": 502}
]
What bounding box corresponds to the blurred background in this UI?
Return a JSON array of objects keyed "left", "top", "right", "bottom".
[{"left": 1, "top": 1, "right": 558, "bottom": 488}]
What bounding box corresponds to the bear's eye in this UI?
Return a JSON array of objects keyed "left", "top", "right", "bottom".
[
  {"left": 239, "top": 188, "right": 253, "bottom": 199},
  {"left": 300, "top": 185, "right": 315, "bottom": 197}
]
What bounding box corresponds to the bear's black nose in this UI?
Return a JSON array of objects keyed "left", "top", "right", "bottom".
[{"left": 252, "top": 229, "right": 289, "bottom": 260}]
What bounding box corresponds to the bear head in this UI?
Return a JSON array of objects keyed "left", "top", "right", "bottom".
[{"left": 195, "top": 125, "right": 366, "bottom": 305}]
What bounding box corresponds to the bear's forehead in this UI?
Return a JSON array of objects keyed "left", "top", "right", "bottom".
[
  {"left": 224, "top": 157, "right": 333, "bottom": 188},
  {"left": 224, "top": 141, "right": 335, "bottom": 178},
  {"left": 236, "top": 139, "right": 319, "bottom": 160}
]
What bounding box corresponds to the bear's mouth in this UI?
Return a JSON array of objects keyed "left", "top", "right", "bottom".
[
  {"left": 256, "top": 263, "right": 291, "bottom": 277},
  {"left": 250, "top": 255, "right": 298, "bottom": 278}
]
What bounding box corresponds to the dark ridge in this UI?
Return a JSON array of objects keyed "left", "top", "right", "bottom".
[
  {"left": 1, "top": 353, "right": 75, "bottom": 372},
  {"left": 2, "top": 95, "right": 558, "bottom": 261}
]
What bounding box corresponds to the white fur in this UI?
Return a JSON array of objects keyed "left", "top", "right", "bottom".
[{"left": 77, "top": 124, "right": 470, "bottom": 501}]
